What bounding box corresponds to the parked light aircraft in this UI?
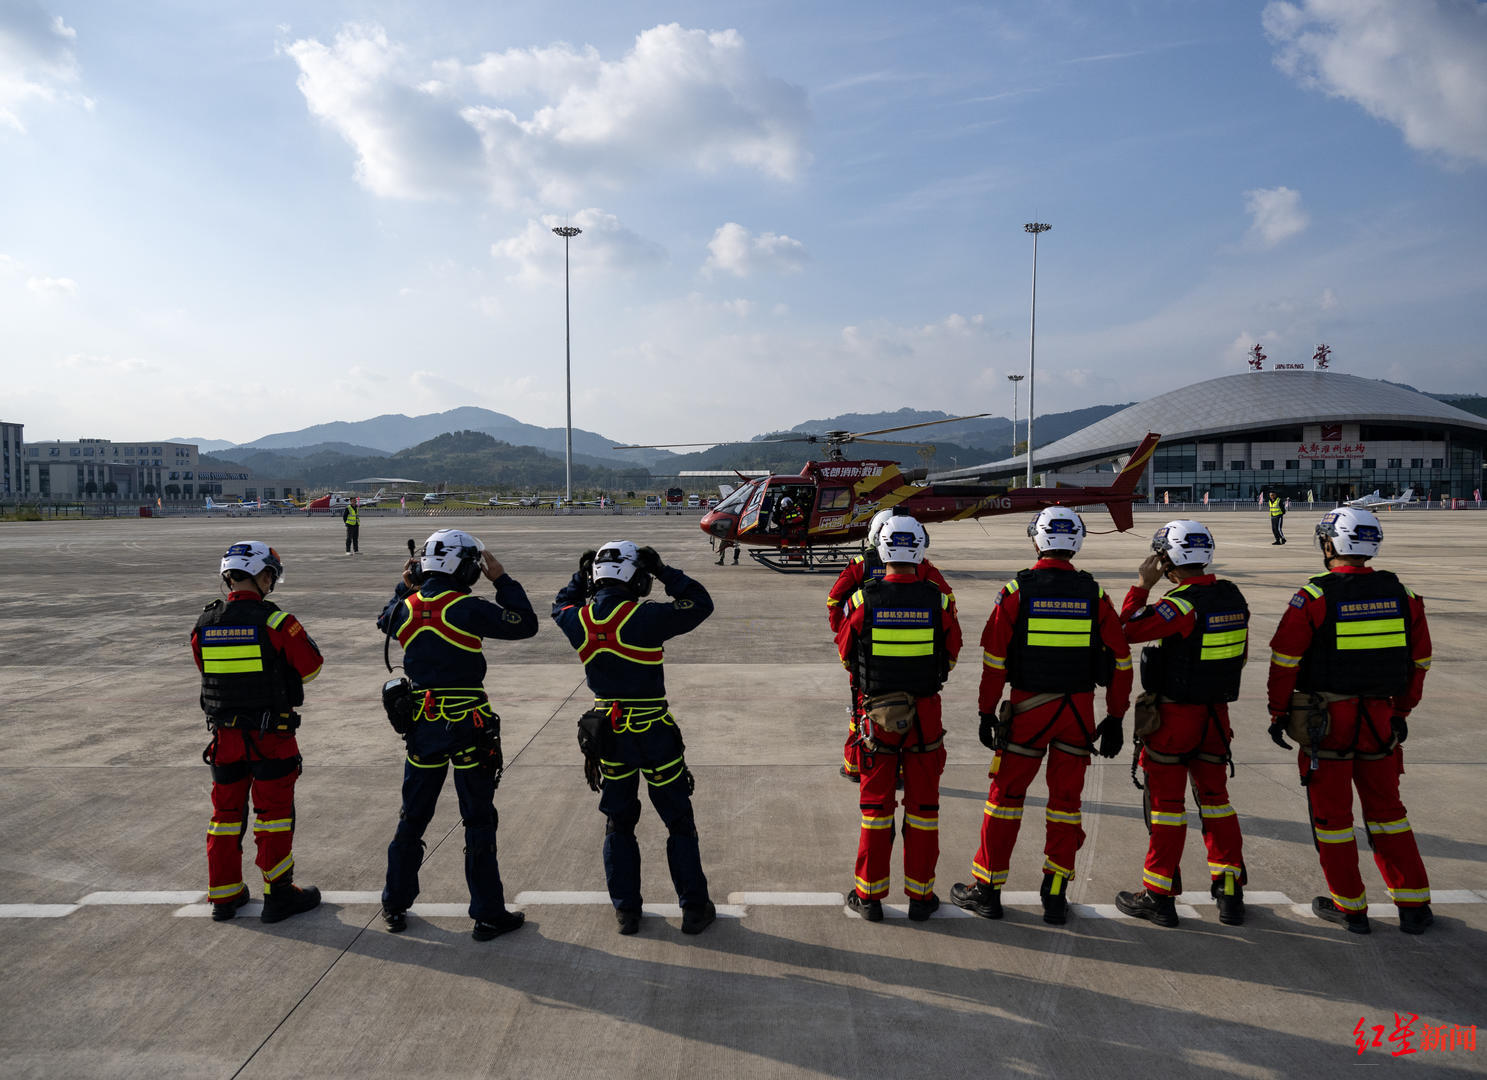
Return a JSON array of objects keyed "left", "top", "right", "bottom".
[
  {"left": 1346, "top": 487, "right": 1414, "bottom": 510},
  {"left": 304, "top": 489, "right": 384, "bottom": 512}
]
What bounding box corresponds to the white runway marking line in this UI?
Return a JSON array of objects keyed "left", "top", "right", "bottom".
[{"left": 4, "top": 889, "right": 1482, "bottom": 919}]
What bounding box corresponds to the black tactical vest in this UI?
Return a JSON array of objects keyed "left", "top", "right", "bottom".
[
  {"left": 852, "top": 577, "right": 947, "bottom": 697},
  {"left": 1297, "top": 570, "right": 1412, "bottom": 697},
  {"left": 1145, "top": 579, "right": 1249, "bottom": 703},
  {"left": 195, "top": 598, "right": 302, "bottom": 717},
  {"left": 1005, "top": 567, "right": 1103, "bottom": 693}
]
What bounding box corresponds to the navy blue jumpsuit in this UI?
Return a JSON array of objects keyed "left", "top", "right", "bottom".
[
  {"left": 552, "top": 566, "right": 714, "bottom": 916},
  {"left": 377, "top": 571, "right": 538, "bottom": 921}
]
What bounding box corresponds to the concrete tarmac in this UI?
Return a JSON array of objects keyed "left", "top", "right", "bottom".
[{"left": 1, "top": 507, "right": 1484, "bottom": 1078}]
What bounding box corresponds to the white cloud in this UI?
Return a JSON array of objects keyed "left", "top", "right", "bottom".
[
  {"left": 1243, "top": 186, "right": 1308, "bottom": 248},
  {"left": 0, "top": 6, "right": 90, "bottom": 133},
  {"left": 60, "top": 352, "right": 153, "bottom": 373},
  {"left": 284, "top": 22, "right": 810, "bottom": 205},
  {"left": 1263, "top": 0, "right": 1487, "bottom": 166},
  {"left": 26, "top": 274, "right": 76, "bottom": 296},
  {"left": 704, "top": 222, "right": 808, "bottom": 277},
  {"left": 493, "top": 208, "right": 665, "bottom": 284}
]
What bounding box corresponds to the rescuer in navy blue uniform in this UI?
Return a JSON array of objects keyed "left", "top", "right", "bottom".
[
  {"left": 552, "top": 540, "right": 718, "bottom": 936},
  {"left": 376, "top": 528, "right": 538, "bottom": 941}
]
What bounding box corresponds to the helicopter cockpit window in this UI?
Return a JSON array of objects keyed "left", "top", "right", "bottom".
[
  {"left": 739, "top": 483, "right": 768, "bottom": 532},
  {"left": 714, "top": 484, "right": 753, "bottom": 514}
]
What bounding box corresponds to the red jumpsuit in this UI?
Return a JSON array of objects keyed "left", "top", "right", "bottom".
[
  {"left": 971, "top": 559, "right": 1132, "bottom": 889},
  {"left": 835, "top": 571, "right": 961, "bottom": 901},
  {"left": 192, "top": 593, "right": 323, "bottom": 905},
  {"left": 1121, "top": 577, "right": 1245, "bottom": 896},
  {"left": 827, "top": 556, "right": 952, "bottom": 778},
  {"left": 1267, "top": 565, "right": 1431, "bottom": 914}
]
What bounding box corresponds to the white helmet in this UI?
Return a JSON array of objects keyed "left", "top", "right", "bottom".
[
  {"left": 420, "top": 529, "right": 484, "bottom": 585},
  {"left": 877, "top": 515, "right": 928, "bottom": 565},
  {"left": 220, "top": 540, "right": 284, "bottom": 584},
  {"left": 866, "top": 508, "right": 895, "bottom": 548},
  {"left": 1152, "top": 519, "right": 1215, "bottom": 567},
  {"left": 1316, "top": 507, "right": 1382, "bottom": 557},
  {"left": 592, "top": 539, "right": 653, "bottom": 595},
  {"left": 1028, "top": 506, "right": 1085, "bottom": 554}
]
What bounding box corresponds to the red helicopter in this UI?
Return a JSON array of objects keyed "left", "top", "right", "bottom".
[{"left": 616, "top": 418, "right": 1161, "bottom": 572}]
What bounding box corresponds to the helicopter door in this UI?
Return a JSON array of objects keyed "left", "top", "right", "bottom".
[{"left": 815, "top": 486, "right": 851, "bottom": 531}]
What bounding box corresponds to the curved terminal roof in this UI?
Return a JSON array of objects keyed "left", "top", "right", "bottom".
[{"left": 936, "top": 371, "right": 1487, "bottom": 481}]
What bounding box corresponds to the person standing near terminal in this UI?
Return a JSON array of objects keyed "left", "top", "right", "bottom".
[
  {"left": 1267, "top": 491, "right": 1286, "bottom": 545},
  {"left": 827, "top": 509, "right": 954, "bottom": 782},
  {"left": 552, "top": 541, "right": 718, "bottom": 936},
  {"left": 1266, "top": 507, "right": 1434, "bottom": 935},
  {"left": 1116, "top": 520, "right": 1249, "bottom": 928},
  {"left": 193, "top": 541, "right": 324, "bottom": 923},
  {"left": 342, "top": 499, "right": 360, "bottom": 554},
  {"left": 377, "top": 529, "right": 537, "bottom": 941},
  {"left": 835, "top": 516, "right": 960, "bottom": 921},
  {"left": 951, "top": 507, "right": 1132, "bottom": 926}
]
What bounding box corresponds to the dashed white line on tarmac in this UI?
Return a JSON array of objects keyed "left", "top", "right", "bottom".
[
  {"left": 79, "top": 891, "right": 204, "bottom": 905},
  {"left": 727, "top": 891, "right": 843, "bottom": 906},
  {"left": 0, "top": 905, "right": 79, "bottom": 918}
]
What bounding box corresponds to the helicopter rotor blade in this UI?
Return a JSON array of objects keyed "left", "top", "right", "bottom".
[{"left": 845, "top": 412, "right": 992, "bottom": 438}]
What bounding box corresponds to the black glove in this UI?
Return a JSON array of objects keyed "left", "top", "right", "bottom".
[
  {"left": 1095, "top": 716, "right": 1123, "bottom": 759},
  {"left": 978, "top": 711, "right": 998, "bottom": 751},
  {"left": 578, "top": 549, "right": 596, "bottom": 579},
  {"left": 1391, "top": 715, "right": 1408, "bottom": 745},
  {"left": 1268, "top": 717, "right": 1293, "bottom": 750},
  {"left": 637, "top": 546, "right": 665, "bottom": 576}
]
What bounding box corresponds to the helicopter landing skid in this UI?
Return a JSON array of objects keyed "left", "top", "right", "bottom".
[{"left": 747, "top": 544, "right": 863, "bottom": 574}]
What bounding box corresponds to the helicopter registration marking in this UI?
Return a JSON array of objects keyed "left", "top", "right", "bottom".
[{"left": 818, "top": 515, "right": 846, "bottom": 530}]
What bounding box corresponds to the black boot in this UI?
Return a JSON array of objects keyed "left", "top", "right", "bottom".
[
  {"left": 907, "top": 893, "right": 940, "bottom": 922},
  {"left": 1116, "top": 889, "right": 1179, "bottom": 927},
  {"left": 382, "top": 908, "right": 407, "bottom": 933},
  {"left": 616, "top": 908, "right": 641, "bottom": 936},
  {"left": 211, "top": 886, "right": 250, "bottom": 922},
  {"left": 1312, "top": 896, "right": 1370, "bottom": 934},
  {"left": 1211, "top": 872, "right": 1245, "bottom": 926},
  {"left": 949, "top": 881, "right": 1002, "bottom": 919},
  {"left": 260, "top": 877, "right": 321, "bottom": 924},
  {"left": 1397, "top": 903, "right": 1433, "bottom": 935},
  {"left": 1040, "top": 872, "right": 1070, "bottom": 925},
  {"left": 847, "top": 891, "right": 883, "bottom": 922},
  {"left": 681, "top": 900, "right": 717, "bottom": 935},
  {"left": 472, "top": 910, "right": 525, "bottom": 941}
]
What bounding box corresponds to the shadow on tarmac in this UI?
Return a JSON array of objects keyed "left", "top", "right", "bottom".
[{"left": 229, "top": 908, "right": 1487, "bottom": 1077}]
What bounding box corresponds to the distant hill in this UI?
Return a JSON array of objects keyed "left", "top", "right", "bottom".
[
  {"left": 176, "top": 437, "right": 238, "bottom": 453},
  {"left": 212, "top": 431, "right": 646, "bottom": 493},
  {"left": 1435, "top": 395, "right": 1487, "bottom": 420},
  {"left": 229, "top": 407, "right": 677, "bottom": 469}
]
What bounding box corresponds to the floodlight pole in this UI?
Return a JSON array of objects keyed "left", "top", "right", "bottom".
[
  {"left": 1024, "top": 222, "right": 1051, "bottom": 488},
  {"left": 1007, "top": 374, "right": 1024, "bottom": 464},
  {"left": 553, "top": 225, "right": 582, "bottom": 503}
]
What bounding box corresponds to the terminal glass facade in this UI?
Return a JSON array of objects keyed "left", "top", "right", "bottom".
[{"left": 1148, "top": 423, "right": 1482, "bottom": 502}]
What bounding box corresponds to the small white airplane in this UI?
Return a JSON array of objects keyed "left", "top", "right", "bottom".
[
  {"left": 1346, "top": 487, "right": 1414, "bottom": 510},
  {"left": 205, "top": 496, "right": 259, "bottom": 516}
]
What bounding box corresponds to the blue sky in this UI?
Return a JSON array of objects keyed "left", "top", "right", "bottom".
[{"left": 4, "top": 0, "right": 1485, "bottom": 447}]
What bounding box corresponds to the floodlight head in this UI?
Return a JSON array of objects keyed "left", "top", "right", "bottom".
[
  {"left": 552, "top": 226, "right": 582, "bottom": 238},
  {"left": 1007, "top": 374, "right": 1024, "bottom": 382},
  {"left": 1024, "top": 222, "right": 1051, "bottom": 234}
]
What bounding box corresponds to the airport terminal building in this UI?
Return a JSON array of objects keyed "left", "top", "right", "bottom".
[{"left": 942, "top": 371, "right": 1487, "bottom": 503}]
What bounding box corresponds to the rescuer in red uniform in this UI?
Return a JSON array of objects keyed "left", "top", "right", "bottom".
[
  {"left": 835, "top": 515, "right": 961, "bottom": 921},
  {"left": 193, "top": 541, "right": 324, "bottom": 923},
  {"left": 827, "top": 509, "right": 954, "bottom": 782},
  {"left": 1266, "top": 506, "right": 1433, "bottom": 935},
  {"left": 951, "top": 506, "right": 1132, "bottom": 925},
  {"left": 1117, "top": 520, "right": 1249, "bottom": 928}
]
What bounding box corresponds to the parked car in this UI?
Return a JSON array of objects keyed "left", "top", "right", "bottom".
[
  {"left": 644, "top": 495, "right": 663, "bottom": 510},
  {"left": 687, "top": 494, "right": 701, "bottom": 509}
]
